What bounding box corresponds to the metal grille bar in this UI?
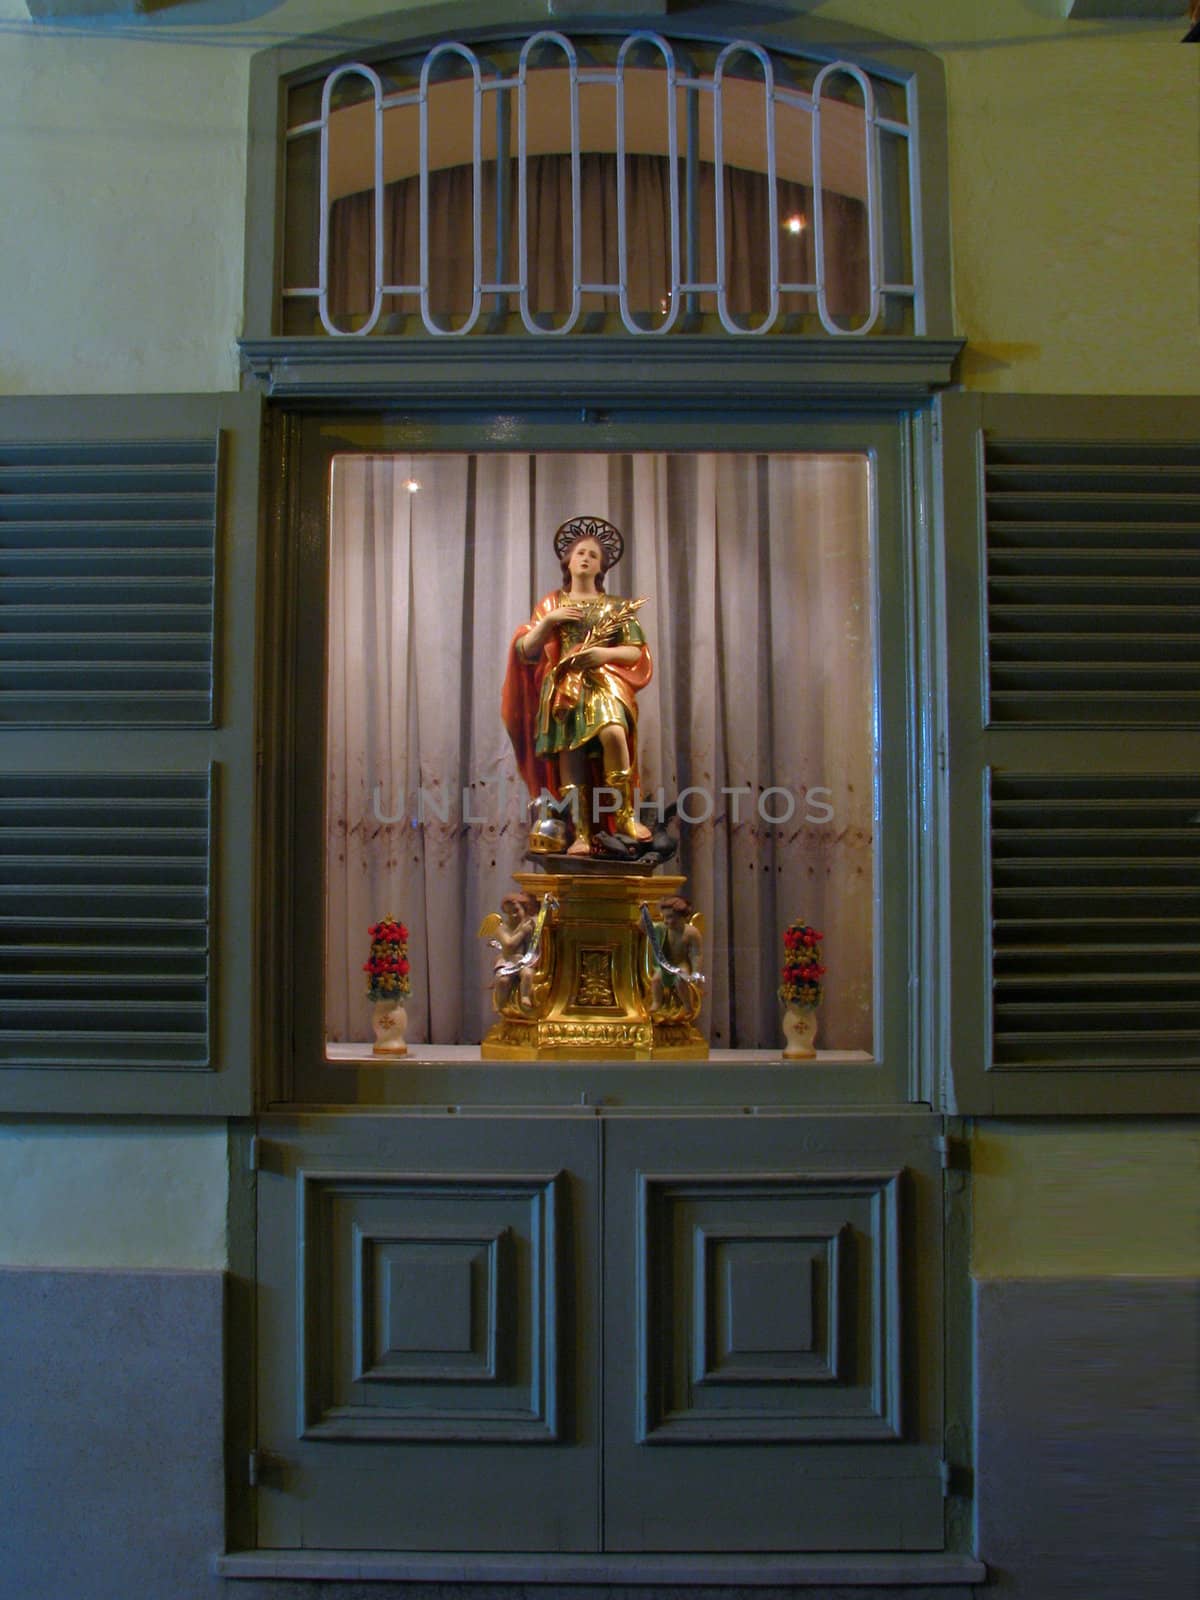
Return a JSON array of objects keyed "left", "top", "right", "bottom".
[
  {"left": 518, "top": 32, "right": 580, "bottom": 335},
  {"left": 317, "top": 63, "right": 384, "bottom": 336},
  {"left": 616, "top": 33, "right": 679, "bottom": 335},
  {"left": 812, "top": 62, "right": 881, "bottom": 335},
  {"left": 284, "top": 29, "right": 920, "bottom": 337}
]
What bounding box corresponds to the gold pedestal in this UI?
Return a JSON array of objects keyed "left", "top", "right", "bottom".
[{"left": 481, "top": 870, "right": 708, "bottom": 1060}]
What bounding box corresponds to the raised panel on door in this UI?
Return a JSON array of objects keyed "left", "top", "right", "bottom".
[
  {"left": 602, "top": 1113, "right": 944, "bottom": 1552},
  {"left": 255, "top": 1113, "right": 600, "bottom": 1551}
]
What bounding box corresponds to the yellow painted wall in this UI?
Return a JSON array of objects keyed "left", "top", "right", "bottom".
[
  {"left": 833, "top": 2, "right": 1199, "bottom": 393},
  {"left": 971, "top": 1121, "right": 1200, "bottom": 1279},
  {"left": 0, "top": 1122, "right": 227, "bottom": 1268},
  {"left": 0, "top": 0, "right": 1194, "bottom": 395},
  {"left": 0, "top": 3, "right": 248, "bottom": 395}
]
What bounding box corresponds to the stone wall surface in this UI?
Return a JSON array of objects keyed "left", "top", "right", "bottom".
[
  {"left": 0, "top": 1268, "right": 226, "bottom": 1600},
  {"left": 4, "top": 1267, "right": 1198, "bottom": 1600},
  {"left": 974, "top": 1277, "right": 1200, "bottom": 1600}
]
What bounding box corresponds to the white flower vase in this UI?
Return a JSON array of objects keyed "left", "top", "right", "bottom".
[
  {"left": 781, "top": 1003, "right": 818, "bottom": 1060},
  {"left": 371, "top": 998, "right": 409, "bottom": 1057}
]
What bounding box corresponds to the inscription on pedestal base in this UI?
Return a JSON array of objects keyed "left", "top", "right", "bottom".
[{"left": 482, "top": 1015, "right": 707, "bottom": 1061}]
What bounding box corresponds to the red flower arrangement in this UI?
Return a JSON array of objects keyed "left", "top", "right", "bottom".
[
  {"left": 364, "top": 916, "right": 411, "bottom": 1002},
  {"left": 779, "top": 919, "right": 826, "bottom": 1008}
]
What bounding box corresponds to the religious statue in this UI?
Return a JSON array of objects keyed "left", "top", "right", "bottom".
[
  {"left": 482, "top": 514, "right": 706, "bottom": 1061},
  {"left": 642, "top": 896, "right": 706, "bottom": 1022},
  {"left": 502, "top": 514, "right": 652, "bottom": 856}
]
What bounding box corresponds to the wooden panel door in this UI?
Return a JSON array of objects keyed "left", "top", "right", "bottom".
[
  {"left": 255, "top": 1112, "right": 601, "bottom": 1551},
  {"left": 602, "top": 1112, "right": 945, "bottom": 1551}
]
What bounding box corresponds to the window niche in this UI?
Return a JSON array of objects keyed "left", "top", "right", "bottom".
[
  {"left": 250, "top": 7, "right": 958, "bottom": 1107},
  {"left": 321, "top": 449, "right": 877, "bottom": 1060}
]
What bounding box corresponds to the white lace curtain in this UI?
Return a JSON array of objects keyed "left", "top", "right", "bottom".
[
  {"left": 329, "top": 154, "right": 868, "bottom": 326},
  {"left": 326, "top": 452, "right": 875, "bottom": 1052}
]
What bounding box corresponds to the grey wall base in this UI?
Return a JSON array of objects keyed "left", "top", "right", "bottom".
[
  {"left": 974, "top": 1276, "right": 1199, "bottom": 1600},
  {"left": 4, "top": 1268, "right": 1197, "bottom": 1600},
  {"left": 0, "top": 1267, "right": 226, "bottom": 1600}
]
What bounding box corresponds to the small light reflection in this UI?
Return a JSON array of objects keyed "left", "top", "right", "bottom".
[
  {"left": 784, "top": 214, "right": 807, "bottom": 235},
  {"left": 404, "top": 478, "right": 420, "bottom": 493}
]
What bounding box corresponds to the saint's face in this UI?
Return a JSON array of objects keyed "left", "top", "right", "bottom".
[{"left": 567, "top": 538, "right": 604, "bottom": 582}]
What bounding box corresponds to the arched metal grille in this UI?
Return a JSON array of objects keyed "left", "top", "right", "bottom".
[{"left": 281, "top": 30, "right": 921, "bottom": 338}]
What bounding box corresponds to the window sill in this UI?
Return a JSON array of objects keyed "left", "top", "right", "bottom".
[
  {"left": 326, "top": 1043, "right": 872, "bottom": 1066},
  {"left": 292, "top": 1044, "right": 900, "bottom": 1111}
]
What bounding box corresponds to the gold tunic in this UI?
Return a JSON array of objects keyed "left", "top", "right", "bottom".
[{"left": 533, "top": 594, "right": 647, "bottom": 757}]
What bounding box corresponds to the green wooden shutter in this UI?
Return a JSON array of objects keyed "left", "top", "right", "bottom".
[
  {"left": 0, "top": 393, "right": 261, "bottom": 1115},
  {"left": 940, "top": 392, "right": 1200, "bottom": 1115}
]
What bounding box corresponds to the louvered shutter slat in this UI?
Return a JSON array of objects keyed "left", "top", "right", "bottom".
[
  {"left": 984, "top": 440, "right": 1200, "bottom": 727},
  {"left": 0, "top": 439, "right": 217, "bottom": 727},
  {"left": 0, "top": 771, "right": 212, "bottom": 1070},
  {"left": 988, "top": 772, "right": 1200, "bottom": 1071}
]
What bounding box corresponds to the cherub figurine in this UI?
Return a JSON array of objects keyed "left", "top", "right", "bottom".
[
  {"left": 478, "top": 891, "right": 545, "bottom": 1015},
  {"left": 642, "top": 895, "right": 706, "bottom": 1021}
]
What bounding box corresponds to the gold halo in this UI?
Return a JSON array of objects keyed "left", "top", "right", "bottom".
[{"left": 553, "top": 515, "right": 624, "bottom": 570}]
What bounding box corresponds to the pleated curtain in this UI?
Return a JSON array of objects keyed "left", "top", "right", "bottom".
[
  {"left": 326, "top": 452, "right": 875, "bottom": 1053},
  {"left": 328, "top": 154, "right": 868, "bottom": 327}
]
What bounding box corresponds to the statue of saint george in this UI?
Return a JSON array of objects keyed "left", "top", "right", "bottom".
[{"left": 502, "top": 515, "right": 653, "bottom": 856}]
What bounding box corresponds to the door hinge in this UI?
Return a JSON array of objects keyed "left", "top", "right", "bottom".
[
  {"left": 248, "top": 1139, "right": 284, "bottom": 1177},
  {"left": 247, "top": 1135, "right": 280, "bottom": 1175},
  {"left": 939, "top": 1455, "right": 973, "bottom": 1500},
  {"left": 935, "top": 1132, "right": 969, "bottom": 1175},
  {"left": 248, "top": 1448, "right": 284, "bottom": 1487}
]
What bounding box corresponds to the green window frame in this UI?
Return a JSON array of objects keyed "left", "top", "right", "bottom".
[{"left": 258, "top": 402, "right": 948, "bottom": 1110}]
